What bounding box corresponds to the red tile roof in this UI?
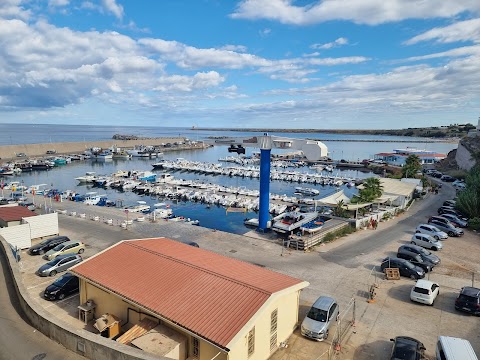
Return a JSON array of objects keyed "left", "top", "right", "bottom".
[
  {"left": 71, "top": 238, "right": 306, "bottom": 349},
  {"left": 0, "top": 206, "right": 37, "bottom": 221}
]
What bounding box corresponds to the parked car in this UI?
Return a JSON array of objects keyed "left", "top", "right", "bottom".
[
  {"left": 455, "top": 287, "right": 480, "bottom": 316},
  {"left": 440, "top": 175, "right": 456, "bottom": 182},
  {"left": 429, "top": 219, "right": 464, "bottom": 237},
  {"left": 399, "top": 244, "right": 441, "bottom": 265},
  {"left": 410, "top": 233, "right": 443, "bottom": 251},
  {"left": 16, "top": 152, "right": 27, "bottom": 157},
  {"left": 46, "top": 150, "right": 57, "bottom": 154},
  {"left": 18, "top": 202, "right": 36, "bottom": 211},
  {"left": 437, "top": 206, "right": 467, "bottom": 220},
  {"left": 381, "top": 257, "right": 425, "bottom": 280},
  {"left": 452, "top": 180, "right": 466, "bottom": 189},
  {"left": 396, "top": 250, "right": 434, "bottom": 273},
  {"left": 428, "top": 215, "right": 456, "bottom": 228},
  {"left": 415, "top": 224, "right": 448, "bottom": 240},
  {"left": 443, "top": 200, "right": 456, "bottom": 207},
  {"left": 389, "top": 336, "right": 426, "bottom": 360},
  {"left": 301, "top": 296, "right": 339, "bottom": 341},
  {"left": 439, "top": 213, "right": 468, "bottom": 228},
  {"left": 43, "top": 273, "right": 79, "bottom": 300},
  {"left": 431, "top": 172, "right": 443, "bottom": 178},
  {"left": 28, "top": 236, "right": 70, "bottom": 255},
  {"left": 43, "top": 240, "right": 85, "bottom": 260},
  {"left": 36, "top": 254, "right": 83, "bottom": 277},
  {"left": 410, "top": 279, "right": 440, "bottom": 305}
]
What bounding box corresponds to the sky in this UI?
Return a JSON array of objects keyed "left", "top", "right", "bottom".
[{"left": 1, "top": 0, "right": 480, "bottom": 129}]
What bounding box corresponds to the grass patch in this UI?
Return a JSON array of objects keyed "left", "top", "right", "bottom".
[{"left": 321, "top": 225, "right": 356, "bottom": 243}]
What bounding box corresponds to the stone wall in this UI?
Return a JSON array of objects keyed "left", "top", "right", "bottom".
[{"left": 0, "top": 138, "right": 184, "bottom": 160}]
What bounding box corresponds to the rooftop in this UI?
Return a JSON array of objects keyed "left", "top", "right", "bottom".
[
  {"left": 0, "top": 206, "right": 37, "bottom": 221},
  {"left": 71, "top": 238, "right": 308, "bottom": 349}
]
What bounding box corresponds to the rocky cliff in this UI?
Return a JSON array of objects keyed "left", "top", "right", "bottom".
[{"left": 455, "top": 137, "right": 480, "bottom": 171}]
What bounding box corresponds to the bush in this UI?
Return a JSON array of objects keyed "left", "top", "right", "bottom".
[{"left": 468, "top": 217, "right": 480, "bottom": 231}]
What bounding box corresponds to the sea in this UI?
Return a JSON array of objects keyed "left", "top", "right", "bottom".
[{"left": 0, "top": 123, "right": 458, "bottom": 234}]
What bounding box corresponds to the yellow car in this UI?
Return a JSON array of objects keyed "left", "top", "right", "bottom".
[{"left": 43, "top": 240, "right": 85, "bottom": 260}]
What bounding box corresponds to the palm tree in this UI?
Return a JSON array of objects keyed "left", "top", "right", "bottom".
[
  {"left": 402, "top": 154, "right": 421, "bottom": 178},
  {"left": 362, "top": 177, "right": 383, "bottom": 200}
]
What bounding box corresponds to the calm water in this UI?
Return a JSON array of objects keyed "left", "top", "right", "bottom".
[{"left": 1, "top": 123, "right": 458, "bottom": 234}]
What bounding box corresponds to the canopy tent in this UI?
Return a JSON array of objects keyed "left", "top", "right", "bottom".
[
  {"left": 373, "top": 194, "right": 398, "bottom": 204},
  {"left": 315, "top": 190, "right": 351, "bottom": 207}
]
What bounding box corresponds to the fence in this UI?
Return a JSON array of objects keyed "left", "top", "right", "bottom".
[{"left": 328, "top": 297, "right": 356, "bottom": 360}]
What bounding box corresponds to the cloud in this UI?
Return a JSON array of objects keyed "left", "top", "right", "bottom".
[
  {"left": 402, "top": 45, "right": 480, "bottom": 62},
  {"left": 405, "top": 18, "right": 480, "bottom": 45},
  {"left": 48, "top": 0, "right": 70, "bottom": 7},
  {"left": 101, "top": 0, "right": 124, "bottom": 19},
  {"left": 311, "top": 37, "right": 349, "bottom": 50},
  {"left": 231, "top": 0, "right": 480, "bottom": 26},
  {"left": 0, "top": 0, "right": 31, "bottom": 20}
]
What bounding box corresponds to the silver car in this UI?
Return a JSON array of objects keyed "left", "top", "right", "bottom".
[
  {"left": 301, "top": 296, "right": 339, "bottom": 341},
  {"left": 410, "top": 233, "right": 443, "bottom": 251},
  {"left": 36, "top": 254, "right": 83, "bottom": 277},
  {"left": 415, "top": 224, "right": 448, "bottom": 240}
]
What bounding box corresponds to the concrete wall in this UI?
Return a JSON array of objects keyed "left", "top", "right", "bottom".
[
  {"left": 0, "top": 138, "right": 185, "bottom": 160},
  {"left": 228, "top": 290, "right": 301, "bottom": 360},
  {"left": 0, "top": 236, "right": 165, "bottom": 360}
]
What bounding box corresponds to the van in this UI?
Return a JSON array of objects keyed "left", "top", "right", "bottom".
[{"left": 436, "top": 336, "right": 478, "bottom": 360}]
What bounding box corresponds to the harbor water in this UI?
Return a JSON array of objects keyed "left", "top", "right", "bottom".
[{"left": 0, "top": 124, "right": 458, "bottom": 234}]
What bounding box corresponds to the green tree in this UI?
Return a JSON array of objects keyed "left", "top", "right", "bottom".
[
  {"left": 351, "top": 177, "right": 384, "bottom": 203},
  {"left": 402, "top": 154, "right": 421, "bottom": 178},
  {"left": 456, "top": 165, "right": 480, "bottom": 218}
]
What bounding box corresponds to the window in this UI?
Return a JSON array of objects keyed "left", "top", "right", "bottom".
[
  {"left": 248, "top": 327, "right": 255, "bottom": 357},
  {"left": 328, "top": 303, "right": 337, "bottom": 320},
  {"left": 270, "top": 309, "right": 278, "bottom": 334},
  {"left": 192, "top": 337, "right": 199, "bottom": 358},
  {"left": 270, "top": 332, "right": 277, "bottom": 352}
]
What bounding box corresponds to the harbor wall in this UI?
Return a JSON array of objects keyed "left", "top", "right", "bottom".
[{"left": 0, "top": 138, "right": 185, "bottom": 160}]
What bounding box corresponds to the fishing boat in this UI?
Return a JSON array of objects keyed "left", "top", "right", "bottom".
[
  {"left": 133, "top": 171, "right": 156, "bottom": 182},
  {"left": 125, "top": 200, "right": 151, "bottom": 213},
  {"left": 84, "top": 192, "right": 107, "bottom": 206},
  {"left": 112, "top": 150, "right": 132, "bottom": 159},
  {"left": 271, "top": 211, "right": 318, "bottom": 233},
  {"left": 294, "top": 187, "right": 320, "bottom": 196}
]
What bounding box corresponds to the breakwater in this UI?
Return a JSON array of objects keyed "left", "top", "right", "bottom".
[{"left": 0, "top": 137, "right": 188, "bottom": 160}]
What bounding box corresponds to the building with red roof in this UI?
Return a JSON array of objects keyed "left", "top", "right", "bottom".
[
  {"left": 0, "top": 205, "right": 37, "bottom": 228},
  {"left": 71, "top": 237, "right": 309, "bottom": 360},
  {"left": 374, "top": 148, "right": 446, "bottom": 166}
]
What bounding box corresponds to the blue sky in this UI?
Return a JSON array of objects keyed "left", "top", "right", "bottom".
[{"left": 1, "top": 0, "right": 480, "bottom": 129}]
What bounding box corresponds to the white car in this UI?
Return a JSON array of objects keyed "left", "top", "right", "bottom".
[
  {"left": 411, "top": 233, "right": 443, "bottom": 251},
  {"left": 415, "top": 224, "right": 448, "bottom": 240},
  {"left": 410, "top": 279, "right": 440, "bottom": 305}
]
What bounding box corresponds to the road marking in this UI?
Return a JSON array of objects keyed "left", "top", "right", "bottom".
[
  {"left": 27, "top": 279, "right": 55, "bottom": 289},
  {"left": 44, "top": 294, "right": 78, "bottom": 308}
]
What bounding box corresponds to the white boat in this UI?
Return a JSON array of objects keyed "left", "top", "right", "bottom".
[
  {"left": 84, "top": 192, "right": 107, "bottom": 205},
  {"left": 294, "top": 187, "right": 320, "bottom": 196},
  {"left": 125, "top": 200, "right": 151, "bottom": 213},
  {"left": 155, "top": 173, "right": 174, "bottom": 184},
  {"left": 244, "top": 218, "right": 272, "bottom": 228},
  {"left": 151, "top": 203, "right": 173, "bottom": 219},
  {"left": 112, "top": 150, "right": 132, "bottom": 159},
  {"left": 272, "top": 211, "right": 319, "bottom": 233},
  {"left": 27, "top": 183, "right": 48, "bottom": 195},
  {"left": 133, "top": 171, "right": 156, "bottom": 182},
  {"left": 75, "top": 172, "right": 97, "bottom": 183}
]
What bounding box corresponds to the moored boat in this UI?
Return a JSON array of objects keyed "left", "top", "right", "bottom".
[{"left": 272, "top": 211, "right": 318, "bottom": 233}]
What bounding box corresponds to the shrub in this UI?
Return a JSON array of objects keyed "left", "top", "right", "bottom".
[{"left": 468, "top": 217, "right": 480, "bottom": 231}]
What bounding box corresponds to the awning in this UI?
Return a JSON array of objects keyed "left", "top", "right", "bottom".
[
  {"left": 315, "top": 190, "right": 351, "bottom": 207},
  {"left": 373, "top": 195, "right": 398, "bottom": 204}
]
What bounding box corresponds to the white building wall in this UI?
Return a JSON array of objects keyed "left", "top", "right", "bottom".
[{"left": 0, "top": 224, "right": 31, "bottom": 249}]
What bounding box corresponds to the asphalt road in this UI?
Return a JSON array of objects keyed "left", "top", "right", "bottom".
[
  {"left": 0, "top": 250, "right": 84, "bottom": 360},
  {"left": 320, "top": 181, "right": 455, "bottom": 268}
]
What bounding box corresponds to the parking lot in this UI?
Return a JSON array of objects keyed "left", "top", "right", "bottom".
[{"left": 13, "top": 185, "right": 480, "bottom": 360}]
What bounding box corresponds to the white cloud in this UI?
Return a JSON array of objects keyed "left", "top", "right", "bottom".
[
  {"left": 402, "top": 45, "right": 480, "bottom": 62},
  {"left": 48, "top": 0, "right": 70, "bottom": 7},
  {"left": 221, "top": 44, "right": 248, "bottom": 52},
  {"left": 101, "top": 0, "right": 124, "bottom": 19},
  {"left": 0, "top": 0, "right": 31, "bottom": 20},
  {"left": 311, "top": 37, "right": 349, "bottom": 50},
  {"left": 231, "top": 0, "right": 480, "bottom": 26},
  {"left": 405, "top": 18, "right": 480, "bottom": 45}
]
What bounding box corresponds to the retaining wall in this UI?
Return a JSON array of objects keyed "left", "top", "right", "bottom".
[
  {"left": 0, "top": 236, "right": 165, "bottom": 360},
  {"left": 0, "top": 138, "right": 185, "bottom": 160}
]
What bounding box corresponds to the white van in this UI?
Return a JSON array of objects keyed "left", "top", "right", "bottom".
[{"left": 436, "top": 336, "right": 478, "bottom": 360}]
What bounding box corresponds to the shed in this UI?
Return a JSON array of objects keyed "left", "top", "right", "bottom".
[
  {"left": 71, "top": 238, "right": 309, "bottom": 360},
  {"left": 0, "top": 206, "right": 37, "bottom": 228}
]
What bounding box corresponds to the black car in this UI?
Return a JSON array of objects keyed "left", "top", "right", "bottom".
[
  {"left": 437, "top": 206, "right": 467, "bottom": 220},
  {"left": 455, "top": 287, "right": 480, "bottom": 316},
  {"left": 29, "top": 236, "right": 70, "bottom": 255},
  {"left": 398, "top": 244, "right": 441, "bottom": 265},
  {"left": 381, "top": 257, "right": 425, "bottom": 280},
  {"left": 389, "top": 336, "right": 426, "bottom": 360},
  {"left": 44, "top": 273, "right": 79, "bottom": 300},
  {"left": 396, "top": 251, "right": 434, "bottom": 272},
  {"left": 440, "top": 175, "right": 456, "bottom": 182}
]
